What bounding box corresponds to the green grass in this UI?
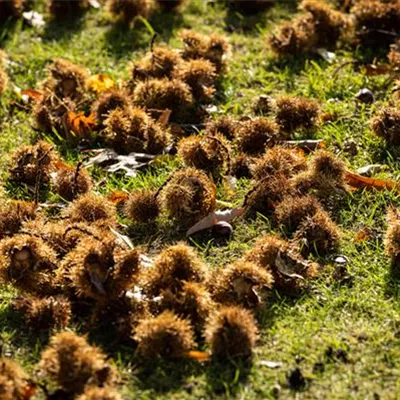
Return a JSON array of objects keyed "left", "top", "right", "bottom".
[{"left": 1, "top": 1, "right": 400, "bottom": 399}]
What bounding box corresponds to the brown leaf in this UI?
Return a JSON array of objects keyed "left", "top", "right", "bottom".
[
  {"left": 275, "top": 252, "right": 305, "bottom": 280},
  {"left": 361, "top": 64, "right": 392, "bottom": 76},
  {"left": 345, "top": 171, "right": 399, "bottom": 192},
  {"left": 186, "top": 207, "right": 245, "bottom": 237},
  {"left": 157, "top": 109, "right": 172, "bottom": 127}
]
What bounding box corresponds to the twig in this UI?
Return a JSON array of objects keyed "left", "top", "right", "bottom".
[
  {"left": 34, "top": 148, "right": 53, "bottom": 205},
  {"left": 71, "top": 161, "right": 83, "bottom": 198},
  {"left": 332, "top": 60, "right": 357, "bottom": 77}
]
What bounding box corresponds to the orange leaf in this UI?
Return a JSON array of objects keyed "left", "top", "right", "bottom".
[
  {"left": 21, "top": 383, "right": 36, "bottom": 399},
  {"left": 68, "top": 111, "right": 96, "bottom": 137},
  {"left": 186, "top": 350, "right": 211, "bottom": 362},
  {"left": 345, "top": 171, "right": 400, "bottom": 192},
  {"left": 354, "top": 227, "right": 372, "bottom": 242},
  {"left": 108, "top": 191, "right": 129, "bottom": 205},
  {"left": 21, "top": 89, "right": 43, "bottom": 102},
  {"left": 87, "top": 74, "right": 115, "bottom": 93}
]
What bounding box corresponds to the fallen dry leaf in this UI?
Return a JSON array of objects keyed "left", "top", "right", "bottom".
[
  {"left": 85, "top": 149, "right": 156, "bottom": 177},
  {"left": 87, "top": 74, "right": 115, "bottom": 93},
  {"left": 283, "top": 139, "right": 325, "bottom": 152},
  {"left": 109, "top": 227, "right": 134, "bottom": 250},
  {"left": 316, "top": 48, "right": 336, "bottom": 63},
  {"left": 186, "top": 351, "right": 211, "bottom": 362},
  {"left": 259, "top": 360, "right": 283, "bottom": 369},
  {"left": 108, "top": 191, "right": 129, "bottom": 205},
  {"left": 21, "top": 382, "right": 37, "bottom": 399},
  {"left": 345, "top": 171, "right": 399, "bottom": 192},
  {"left": 356, "top": 164, "right": 385, "bottom": 177},
  {"left": 186, "top": 207, "right": 245, "bottom": 237},
  {"left": 88, "top": 0, "right": 101, "bottom": 8},
  {"left": 21, "top": 89, "right": 43, "bottom": 102},
  {"left": 22, "top": 10, "right": 45, "bottom": 27},
  {"left": 354, "top": 227, "right": 373, "bottom": 242},
  {"left": 361, "top": 64, "right": 392, "bottom": 76},
  {"left": 67, "top": 111, "right": 96, "bottom": 137},
  {"left": 157, "top": 109, "right": 172, "bottom": 127},
  {"left": 275, "top": 252, "right": 305, "bottom": 280}
]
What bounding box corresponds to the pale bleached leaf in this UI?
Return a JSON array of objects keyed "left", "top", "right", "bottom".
[
  {"left": 316, "top": 48, "right": 336, "bottom": 63},
  {"left": 88, "top": 0, "right": 101, "bottom": 8},
  {"left": 22, "top": 11, "right": 45, "bottom": 27},
  {"left": 259, "top": 360, "right": 283, "bottom": 368},
  {"left": 186, "top": 207, "right": 245, "bottom": 237},
  {"left": 275, "top": 252, "right": 305, "bottom": 280},
  {"left": 139, "top": 254, "right": 154, "bottom": 269},
  {"left": 85, "top": 149, "right": 156, "bottom": 177},
  {"left": 356, "top": 164, "right": 385, "bottom": 177},
  {"left": 109, "top": 227, "right": 134, "bottom": 250}
]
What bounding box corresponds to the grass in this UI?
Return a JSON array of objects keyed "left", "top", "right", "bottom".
[{"left": 1, "top": 1, "right": 400, "bottom": 399}]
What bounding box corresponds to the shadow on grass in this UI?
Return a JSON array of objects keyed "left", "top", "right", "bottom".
[
  {"left": 126, "top": 220, "right": 189, "bottom": 249},
  {"left": 135, "top": 359, "right": 203, "bottom": 394},
  {"left": 224, "top": 7, "right": 271, "bottom": 35},
  {"left": 0, "top": 303, "right": 50, "bottom": 349},
  {"left": 369, "top": 142, "right": 400, "bottom": 169},
  {"left": 42, "top": 15, "right": 86, "bottom": 43},
  {"left": 104, "top": 11, "right": 184, "bottom": 59},
  {"left": 205, "top": 358, "right": 252, "bottom": 396},
  {"left": 0, "top": 18, "right": 22, "bottom": 45},
  {"left": 384, "top": 262, "right": 400, "bottom": 303}
]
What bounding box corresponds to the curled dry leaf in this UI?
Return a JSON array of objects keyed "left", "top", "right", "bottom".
[
  {"left": 354, "top": 226, "right": 373, "bottom": 242},
  {"left": 22, "top": 11, "right": 45, "bottom": 27},
  {"left": 108, "top": 191, "right": 129, "bottom": 205},
  {"left": 282, "top": 139, "right": 325, "bottom": 152},
  {"left": 87, "top": 74, "right": 115, "bottom": 93},
  {"left": 356, "top": 164, "right": 385, "bottom": 177},
  {"left": 259, "top": 360, "right": 283, "bottom": 369},
  {"left": 85, "top": 149, "right": 156, "bottom": 177},
  {"left": 186, "top": 207, "right": 245, "bottom": 237},
  {"left": 67, "top": 111, "right": 96, "bottom": 137},
  {"left": 88, "top": 0, "right": 101, "bottom": 8},
  {"left": 361, "top": 64, "right": 392, "bottom": 76},
  {"left": 316, "top": 48, "right": 336, "bottom": 63},
  {"left": 140, "top": 254, "right": 153, "bottom": 269},
  {"left": 21, "top": 89, "right": 43, "bottom": 102},
  {"left": 21, "top": 381, "right": 37, "bottom": 399},
  {"left": 275, "top": 252, "right": 305, "bottom": 280},
  {"left": 109, "top": 227, "right": 134, "bottom": 249},
  {"left": 345, "top": 171, "right": 400, "bottom": 193},
  {"left": 157, "top": 109, "right": 172, "bottom": 128}
]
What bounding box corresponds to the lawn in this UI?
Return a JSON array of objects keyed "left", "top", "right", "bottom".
[{"left": 1, "top": 0, "right": 400, "bottom": 399}]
